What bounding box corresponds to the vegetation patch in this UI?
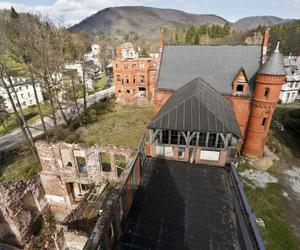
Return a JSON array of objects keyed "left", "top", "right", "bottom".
[
  {"left": 0, "top": 147, "right": 40, "bottom": 182},
  {"left": 65, "top": 102, "right": 154, "bottom": 148}
]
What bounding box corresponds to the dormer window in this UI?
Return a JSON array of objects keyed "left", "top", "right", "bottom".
[{"left": 237, "top": 84, "right": 244, "bottom": 92}]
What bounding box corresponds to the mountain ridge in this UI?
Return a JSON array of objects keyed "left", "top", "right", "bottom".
[{"left": 69, "top": 6, "right": 291, "bottom": 36}]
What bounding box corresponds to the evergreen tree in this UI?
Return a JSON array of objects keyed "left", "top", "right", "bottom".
[
  {"left": 0, "top": 96, "right": 9, "bottom": 130},
  {"left": 10, "top": 7, "right": 19, "bottom": 19}
]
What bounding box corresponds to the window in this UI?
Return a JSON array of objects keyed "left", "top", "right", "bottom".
[
  {"left": 21, "top": 94, "right": 24, "bottom": 98},
  {"left": 28, "top": 92, "right": 31, "bottom": 97},
  {"left": 19, "top": 87, "right": 22, "bottom": 91},
  {"left": 26, "top": 85, "right": 29, "bottom": 90},
  {"left": 178, "top": 146, "right": 185, "bottom": 159},
  {"left": 138, "top": 87, "right": 146, "bottom": 91},
  {"left": 140, "top": 75, "right": 145, "bottom": 83},
  {"left": 115, "top": 63, "right": 118, "bottom": 68},
  {"left": 190, "top": 134, "right": 197, "bottom": 146},
  {"left": 199, "top": 133, "right": 207, "bottom": 147},
  {"left": 161, "top": 130, "right": 169, "bottom": 144},
  {"left": 179, "top": 133, "right": 186, "bottom": 145},
  {"left": 126, "top": 79, "right": 129, "bottom": 84},
  {"left": 207, "top": 133, "right": 217, "bottom": 148},
  {"left": 99, "top": 152, "right": 111, "bottom": 172},
  {"left": 217, "top": 136, "right": 225, "bottom": 148},
  {"left": 22, "top": 101, "right": 26, "bottom": 106},
  {"left": 126, "top": 89, "right": 130, "bottom": 93},
  {"left": 264, "top": 88, "right": 270, "bottom": 97},
  {"left": 116, "top": 75, "right": 121, "bottom": 82},
  {"left": 262, "top": 117, "right": 267, "bottom": 127},
  {"left": 170, "top": 130, "right": 178, "bottom": 145},
  {"left": 118, "top": 90, "right": 121, "bottom": 93},
  {"left": 115, "top": 155, "right": 126, "bottom": 177},
  {"left": 76, "top": 157, "right": 86, "bottom": 173},
  {"left": 236, "top": 84, "right": 244, "bottom": 92},
  {"left": 133, "top": 78, "right": 136, "bottom": 84}
]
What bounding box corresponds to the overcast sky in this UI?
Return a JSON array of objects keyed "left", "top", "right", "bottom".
[{"left": 0, "top": 0, "right": 299, "bottom": 26}]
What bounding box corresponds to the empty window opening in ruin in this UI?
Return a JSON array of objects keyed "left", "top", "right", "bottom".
[
  {"left": 115, "top": 155, "right": 127, "bottom": 177},
  {"left": 264, "top": 87, "right": 270, "bottom": 97},
  {"left": 66, "top": 183, "right": 81, "bottom": 203},
  {"left": 76, "top": 156, "right": 87, "bottom": 173},
  {"left": 100, "top": 152, "right": 111, "bottom": 172},
  {"left": 236, "top": 84, "right": 244, "bottom": 92},
  {"left": 140, "top": 75, "right": 145, "bottom": 83}
]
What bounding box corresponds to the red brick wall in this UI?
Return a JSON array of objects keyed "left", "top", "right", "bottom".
[
  {"left": 243, "top": 74, "right": 286, "bottom": 157},
  {"left": 113, "top": 58, "right": 157, "bottom": 104},
  {"left": 226, "top": 95, "right": 251, "bottom": 137},
  {"left": 154, "top": 89, "right": 173, "bottom": 113}
]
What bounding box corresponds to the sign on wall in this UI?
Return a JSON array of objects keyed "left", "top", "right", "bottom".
[{"left": 200, "top": 150, "right": 220, "bottom": 161}]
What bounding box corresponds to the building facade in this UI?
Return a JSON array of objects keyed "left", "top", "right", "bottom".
[
  {"left": 279, "top": 56, "right": 300, "bottom": 104},
  {"left": 113, "top": 57, "right": 157, "bottom": 104},
  {"left": 152, "top": 32, "right": 285, "bottom": 160},
  {"left": 0, "top": 77, "right": 44, "bottom": 113}
]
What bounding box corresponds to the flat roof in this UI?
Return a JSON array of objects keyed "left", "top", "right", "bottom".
[{"left": 118, "top": 158, "right": 252, "bottom": 250}]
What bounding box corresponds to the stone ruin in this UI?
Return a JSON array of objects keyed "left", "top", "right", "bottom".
[{"left": 0, "top": 141, "right": 136, "bottom": 249}]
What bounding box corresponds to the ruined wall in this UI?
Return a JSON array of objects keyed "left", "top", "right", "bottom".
[
  {"left": 36, "top": 141, "right": 136, "bottom": 222},
  {"left": 0, "top": 175, "right": 47, "bottom": 247}
]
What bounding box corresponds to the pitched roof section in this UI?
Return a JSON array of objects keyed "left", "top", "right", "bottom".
[
  {"left": 148, "top": 78, "right": 242, "bottom": 138},
  {"left": 158, "top": 45, "right": 262, "bottom": 94},
  {"left": 258, "top": 46, "right": 286, "bottom": 76}
]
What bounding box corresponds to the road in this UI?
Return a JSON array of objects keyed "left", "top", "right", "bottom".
[{"left": 0, "top": 86, "right": 115, "bottom": 152}]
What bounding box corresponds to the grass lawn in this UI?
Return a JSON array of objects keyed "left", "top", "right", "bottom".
[
  {"left": 237, "top": 159, "right": 299, "bottom": 250},
  {"left": 95, "top": 76, "right": 108, "bottom": 91},
  {"left": 66, "top": 102, "right": 154, "bottom": 148}
]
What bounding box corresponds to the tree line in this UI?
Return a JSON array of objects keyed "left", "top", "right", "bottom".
[
  {"left": 0, "top": 8, "right": 98, "bottom": 155},
  {"left": 164, "top": 23, "right": 232, "bottom": 45}
]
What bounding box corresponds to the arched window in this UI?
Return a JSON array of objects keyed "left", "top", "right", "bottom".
[
  {"left": 262, "top": 117, "right": 267, "bottom": 127},
  {"left": 264, "top": 87, "right": 270, "bottom": 97}
]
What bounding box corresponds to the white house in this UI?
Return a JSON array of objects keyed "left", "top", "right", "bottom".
[
  {"left": 84, "top": 44, "right": 101, "bottom": 68},
  {"left": 0, "top": 77, "right": 44, "bottom": 113},
  {"left": 117, "top": 42, "right": 139, "bottom": 60},
  {"left": 279, "top": 56, "right": 300, "bottom": 104},
  {"left": 65, "top": 62, "right": 95, "bottom": 91}
]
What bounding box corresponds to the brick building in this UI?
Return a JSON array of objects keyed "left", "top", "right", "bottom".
[
  {"left": 152, "top": 33, "right": 285, "bottom": 160},
  {"left": 113, "top": 56, "right": 157, "bottom": 104}
]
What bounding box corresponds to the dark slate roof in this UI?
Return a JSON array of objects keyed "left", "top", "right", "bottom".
[
  {"left": 118, "top": 158, "right": 253, "bottom": 249},
  {"left": 158, "top": 45, "right": 262, "bottom": 94},
  {"left": 258, "top": 48, "right": 286, "bottom": 76},
  {"left": 148, "top": 77, "right": 242, "bottom": 138}
]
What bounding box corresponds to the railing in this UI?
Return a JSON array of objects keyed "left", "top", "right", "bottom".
[{"left": 229, "top": 165, "right": 266, "bottom": 250}]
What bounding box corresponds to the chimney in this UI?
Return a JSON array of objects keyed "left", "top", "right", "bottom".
[
  {"left": 159, "top": 30, "right": 165, "bottom": 53},
  {"left": 262, "top": 27, "right": 271, "bottom": 64}
]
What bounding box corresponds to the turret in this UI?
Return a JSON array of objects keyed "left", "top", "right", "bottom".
[{"left": 243, "top": 41, "right": 286, "bottom": 158}]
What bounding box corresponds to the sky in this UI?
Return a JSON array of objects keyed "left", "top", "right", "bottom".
[{"left": 0, "top": 0, "right": 299, "bottom": 26}]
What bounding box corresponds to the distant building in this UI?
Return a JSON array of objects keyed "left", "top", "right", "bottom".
[
  {"left": 113, "top": 57, "right": 157, "bottom": 104},
  {"left": 279, "top": 56, "right": 300, "bottom": 104},
  {"left": 0, "top": 77, "right": 44, "bottom": 113},
  {"left": 65, "top": 62, "right": 96, "bottom": 91},
  {"left": 116, "top": 42, "right": 139, "bottom": 60},
  {"left": 84, "top": 44, "right": 101, "bottom": 68}
]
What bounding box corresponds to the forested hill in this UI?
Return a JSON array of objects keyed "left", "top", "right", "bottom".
[
  {"left": 69, "top": 6, "right": 229, "bottom": 36},
  {"left": 268, "top": 20, "right": 300, "bottom": 55}
]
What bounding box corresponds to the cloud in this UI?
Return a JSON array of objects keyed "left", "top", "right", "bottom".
[{"left": 0, "top": 0, "right": 155, "bottom": 26}]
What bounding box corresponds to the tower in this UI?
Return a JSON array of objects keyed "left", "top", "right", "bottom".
[{"left": 243, "top": 42, "right": 286, "bottom": 158}]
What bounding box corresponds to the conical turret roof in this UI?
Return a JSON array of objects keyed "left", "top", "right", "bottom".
[{"left": 258, "top": 41, "right": 286, "bottom": 76}]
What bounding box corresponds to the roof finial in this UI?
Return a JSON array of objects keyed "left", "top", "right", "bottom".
[{"left": 275, "top": 40, "right": 280, "bottom": 52}]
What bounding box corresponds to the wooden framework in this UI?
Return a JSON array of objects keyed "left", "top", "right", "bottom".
[{"left": 150, "top": 129, "right": 234, "bottom": 149}]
